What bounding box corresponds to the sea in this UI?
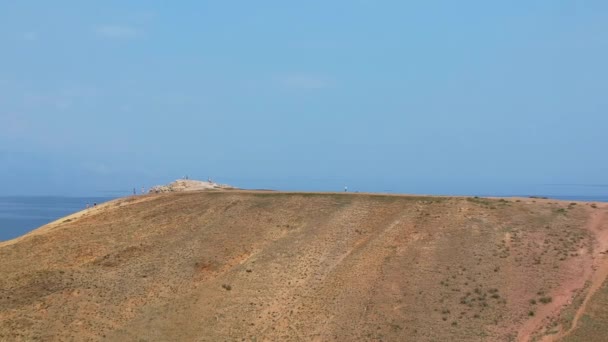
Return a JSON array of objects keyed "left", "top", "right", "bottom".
[
  {"left": 0, "top": 196, "right": 115, "bottom": 242},
  {"left": 0, "top": 193, "right": 606, "bottom": 242}
]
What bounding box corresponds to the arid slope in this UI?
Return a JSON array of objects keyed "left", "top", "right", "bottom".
[{"left": 0, "top": 192, "right": 606, "bottom": 341}]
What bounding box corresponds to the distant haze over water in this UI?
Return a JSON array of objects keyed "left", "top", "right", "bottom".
[{"left": 0, "top": 196, "right": 114, "bottom": 241}]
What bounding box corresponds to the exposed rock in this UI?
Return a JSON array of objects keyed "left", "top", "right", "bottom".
[{"left": 148, "top": 179, "right": 236, "bottom": 193}]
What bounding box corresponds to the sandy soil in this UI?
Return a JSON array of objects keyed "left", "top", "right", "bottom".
[
  {"left": 541, "top": 203, "right": 608, "bottom": 341},
  {"left": 0, "top": 192, "right": 606, "bottom": 341}
]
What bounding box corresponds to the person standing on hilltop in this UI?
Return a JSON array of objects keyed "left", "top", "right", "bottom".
[{"left": 344, "top": 186, "right": 348, "bottom": 192}]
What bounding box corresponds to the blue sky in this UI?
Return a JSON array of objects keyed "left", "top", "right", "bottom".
[{"left": 0, "top": 1, "right": 607, "bottom": 196}]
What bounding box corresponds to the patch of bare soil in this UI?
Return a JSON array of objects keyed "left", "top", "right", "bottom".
[
  {"left": 540, "top": 204, "right": 608, "bottom": 341},
  {"left": 0, "top": 192, "right": 606, "bottom": 341}
]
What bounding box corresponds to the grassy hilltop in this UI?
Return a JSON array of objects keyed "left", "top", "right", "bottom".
[{"left": 1, "top": 191, "right": 607, "bottom": 341}]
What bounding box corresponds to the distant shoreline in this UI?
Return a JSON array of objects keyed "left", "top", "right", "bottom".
[{"left": 0, "top": 193, "right": 606, "bottom": 202}]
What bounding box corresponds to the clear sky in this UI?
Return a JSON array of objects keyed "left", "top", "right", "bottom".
[{"left": 1, "top": 1, "right": 607, "bottom": 196}]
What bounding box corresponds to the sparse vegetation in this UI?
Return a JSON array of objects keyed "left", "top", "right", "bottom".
[{"left": 0, "top": 191, "right": 603, "bottom": 341}]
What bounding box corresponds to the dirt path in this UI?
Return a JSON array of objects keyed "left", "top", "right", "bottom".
[{"left": 541, "top": 207, "right": 608, "bottom": 342}]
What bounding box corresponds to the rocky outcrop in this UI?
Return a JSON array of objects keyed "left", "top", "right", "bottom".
[{"left": 148, "top": 179, "right": 236, "bottom": 193}]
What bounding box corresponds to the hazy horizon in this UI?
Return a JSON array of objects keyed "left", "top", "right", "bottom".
[
  {"left": 1, "top": 1, "right": 606, "bottom": 196},
  {"left": 0, "top": 181, "right": 607, "bottom": 200}
]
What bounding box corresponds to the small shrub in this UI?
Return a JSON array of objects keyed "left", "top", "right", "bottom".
[
  {"left": 539, "top": 296, "right": 552, "bottom": 304},
  {"left": 222, "top": 284, "right": 232, "bottom": 291},
  {"left": 528, "top": 311, "right": 535, "bottom": 316},
  {"left": 529, "top": 299, "right": 536, "bottom": 305}
]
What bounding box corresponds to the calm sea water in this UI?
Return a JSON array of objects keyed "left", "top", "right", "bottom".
[
  {"left": 0, "top": 193, "right": 605, "bottom": 242},
  {"left": 0, "top": 196, "right": 115, "bottom": 241}
]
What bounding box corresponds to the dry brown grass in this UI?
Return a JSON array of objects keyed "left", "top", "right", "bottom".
[{"left": 0, "top": 192, "right": 606, "bottom": 341}]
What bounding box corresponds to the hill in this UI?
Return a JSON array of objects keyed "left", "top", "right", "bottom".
[{"left": 0, "top": 191, "right": 607, "bottom": 341}]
